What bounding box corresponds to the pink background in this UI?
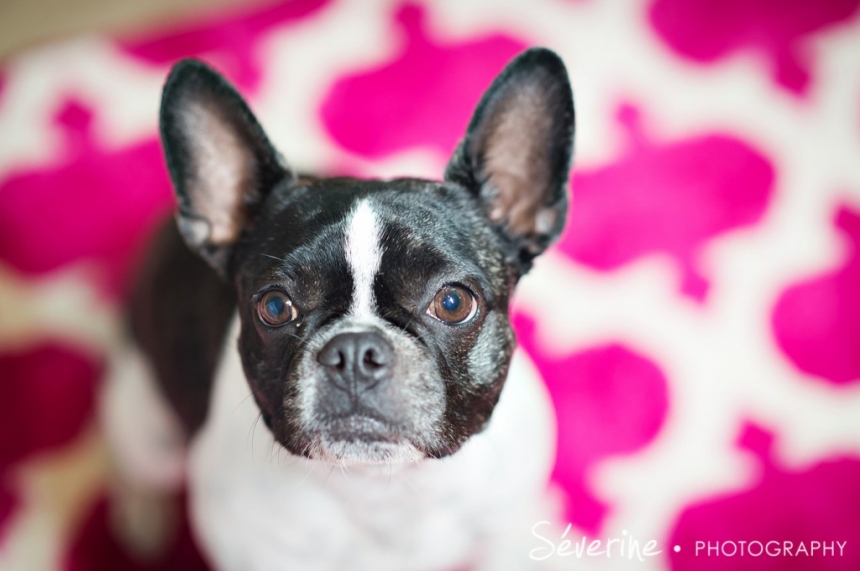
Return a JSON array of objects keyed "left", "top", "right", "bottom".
[{"left": 1, "top": 1, "right": 859, "bottom": 569}]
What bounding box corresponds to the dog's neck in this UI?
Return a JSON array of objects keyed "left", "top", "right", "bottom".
[{"left": 187, "top": 313, "right": 558, "bottom": 571}]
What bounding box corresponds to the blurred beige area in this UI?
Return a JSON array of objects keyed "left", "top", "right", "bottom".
[
  {"left": 0, "top": 1, "right": 279, "bottom": 568},
  {"left": 0, "top": 0, "right": 275, "bottom": 60}
]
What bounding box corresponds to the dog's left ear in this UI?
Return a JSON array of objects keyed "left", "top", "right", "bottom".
[
  {"left": 445, "top": 48, "right": 574, "bottom": 274},
  {"left": 160, "top": 59, "right": 293, "bottom": 277}
]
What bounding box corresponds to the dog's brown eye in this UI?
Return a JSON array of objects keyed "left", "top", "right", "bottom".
[
  {"left": 428, "top": 285, "right": 477, "bottom": 324},
  {"left": 258, "top": 290, "right": 298, "bottom": 327}
]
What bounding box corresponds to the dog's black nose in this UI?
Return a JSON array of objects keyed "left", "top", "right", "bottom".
[{"left": 317, "top": 332, "right": 393, "bottom": 392}]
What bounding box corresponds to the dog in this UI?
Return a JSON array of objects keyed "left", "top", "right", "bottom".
[{"left": 102, "top": 46, "right": 575, "bottom": 571}]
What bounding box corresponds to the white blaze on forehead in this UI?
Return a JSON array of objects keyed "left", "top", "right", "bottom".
[{"left": 344, "top": 199, "right": 382, "bottom": 316}]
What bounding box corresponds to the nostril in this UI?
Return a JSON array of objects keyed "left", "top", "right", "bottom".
[
  {"left": 363, "top": 347, "right": 384, "bottom": 370},
  {"left": 317, "top": 344, "right": 346, "bottom": 370}
]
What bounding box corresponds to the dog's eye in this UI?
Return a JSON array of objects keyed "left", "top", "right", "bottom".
[
  {"left": 427, "top": 285, "right": 477, "bottom": 324},
  {"left": 258, "top": 290, "right": 298, "bottom": 327}
]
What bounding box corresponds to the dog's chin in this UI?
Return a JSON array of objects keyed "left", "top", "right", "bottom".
[{"left": 304, "top": 416, "right": 427, "bottom": 465}]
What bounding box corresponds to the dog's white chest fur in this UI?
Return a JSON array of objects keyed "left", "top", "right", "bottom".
[{"left": 187, "top": 318, "right": 557, "bottom": 571}]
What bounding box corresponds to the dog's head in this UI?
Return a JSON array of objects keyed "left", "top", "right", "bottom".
[{"left": 159, "top": 48, "right": 574, "bottom": 464}]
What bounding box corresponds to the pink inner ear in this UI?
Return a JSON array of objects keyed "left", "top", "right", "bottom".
[
  {"left": 478, "top": 85, "right": 559, "bottom": 240},
  {"left": 179, "top": 101, "right": 255, "bottom": 246}
]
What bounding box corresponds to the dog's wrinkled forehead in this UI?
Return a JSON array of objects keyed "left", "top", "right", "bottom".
[{"left": 235, "top": 178, "right": 503, "bottom": 317}]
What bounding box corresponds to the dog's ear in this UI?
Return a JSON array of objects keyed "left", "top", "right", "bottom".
[
  {"left": 160, "top": 59, "right": 292, "bottom": 277},
  {"left": 445, "top": 48, "right": 574, "bottom": 274}
]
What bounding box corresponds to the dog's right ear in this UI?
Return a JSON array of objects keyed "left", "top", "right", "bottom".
[
  {"left": 445, "top": 48, "right": 574, "bottom": 276},
  {"left": 160, "top": 59, "right": 293, "bottom": 277}
]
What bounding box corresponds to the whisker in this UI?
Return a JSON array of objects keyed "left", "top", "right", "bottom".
[
  {"left": 339, "top": 462, "right": 363, "bottom": 491},
  {"left": 293, "top": 453, "right": 316, "bottom": 489},
  {"left": 247, "top": 411, "right": 263, "bottom": 456},
  {"left": 253, "top": 251, "right": 288, "bottom": 263},
  {"left": 234, "top": 391, "right": 256, "bottom": 412},
  {"left": 269, "top": 439, "right": 278, "bottom": 462},
  {"left": 397, "top": 459, "right": 428, "bottom": 496}
]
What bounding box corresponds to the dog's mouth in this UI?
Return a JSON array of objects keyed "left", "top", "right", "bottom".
[
  {"left": 307, "top": 414, "right": 425, "bottom": 465},
  {"left": 324, "top": 414, "right": 400, "bottom": 443}
]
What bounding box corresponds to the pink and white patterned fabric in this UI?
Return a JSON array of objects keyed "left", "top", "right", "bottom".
[{"left": 1, "top": 1, "right": 859, "bottom": 569}]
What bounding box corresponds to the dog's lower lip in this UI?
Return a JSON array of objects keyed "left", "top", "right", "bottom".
[{"left": 324, "top": 415, "right": 400, "bottom": 443}]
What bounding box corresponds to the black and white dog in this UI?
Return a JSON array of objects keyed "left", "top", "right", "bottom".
[{"left": 103, "top": 47, "right": 574, "bottom": 570}]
